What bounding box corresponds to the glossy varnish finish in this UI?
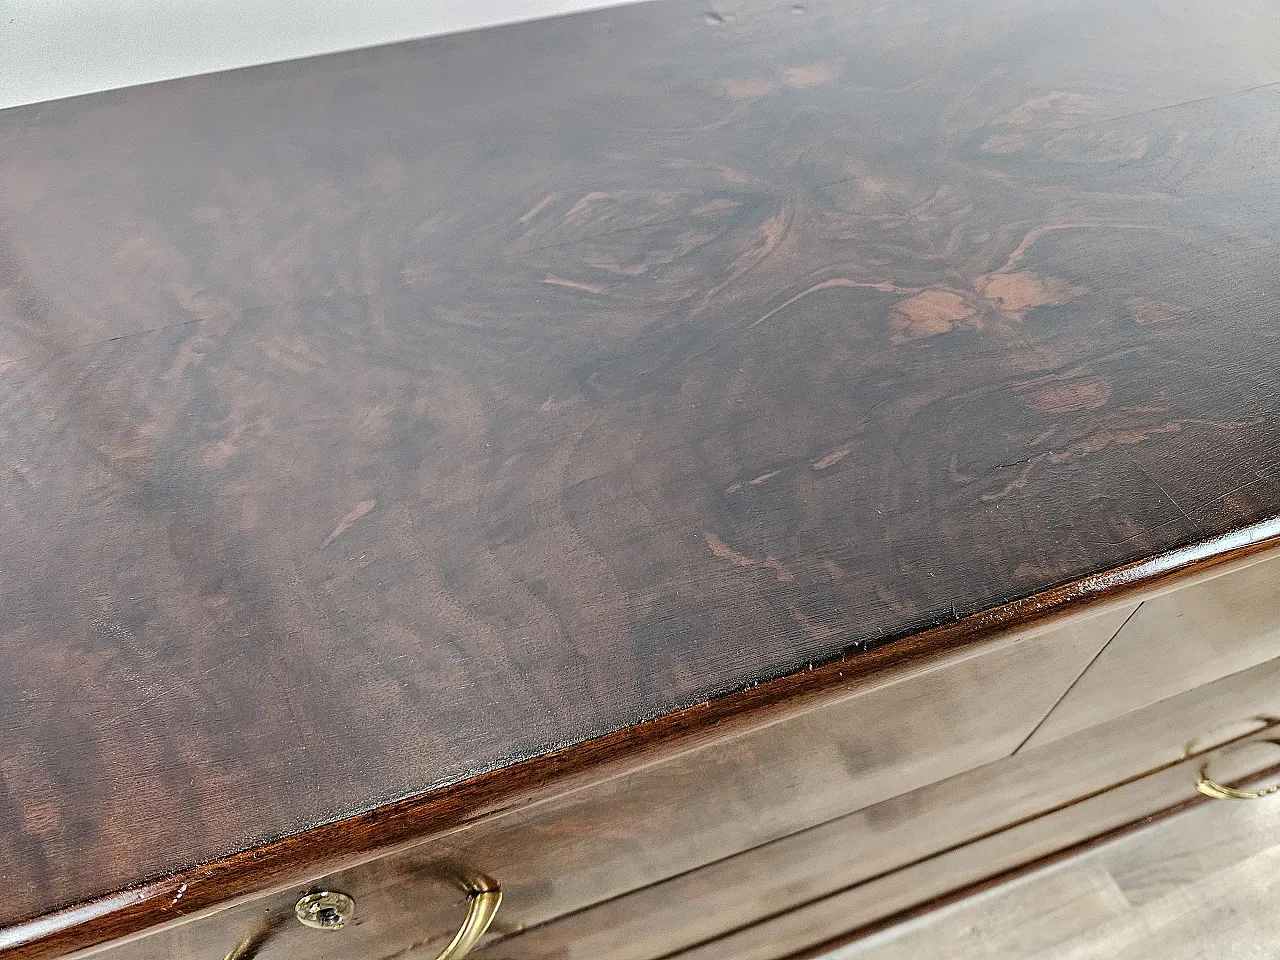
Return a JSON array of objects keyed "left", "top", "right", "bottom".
[
  {"left": 66, "top": 609, "right": 1130, "bottom": 960},
  {"left": 468, "top": 644, "right": 1280, "bottom": 960},
  {"left": 2, "top": 0, "right": 1280, "bottom": 952}
]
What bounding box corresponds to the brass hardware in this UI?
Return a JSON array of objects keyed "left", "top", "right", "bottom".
[
  {"left": 223, "top": 935, "right": 262, "bottom": 960},
  {"left": 296, "top": 890, "right": 357, "bottom": 930},
  {"left": 222, "top": 917, "right": 286, "bottom": 960},
  {"left": 1196, "top": 765, "right": 1280, "bottom": 800},
  {"left": 1194, "top": 737, "right": 1280, "bottom": 801},
  {"left": 431, "top": 875, "right": 502, "bottom": 960},
  {"left": 226, "top": 876, "right": 499, "bottom": 960}
]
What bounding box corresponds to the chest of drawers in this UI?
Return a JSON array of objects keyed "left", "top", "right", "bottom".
[{"left": 2, "top": 1, "right": 1279, "bottom": 958}]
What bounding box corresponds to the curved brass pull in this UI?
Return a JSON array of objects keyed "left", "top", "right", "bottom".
[
  {"left": 1196, "top": 765, "right": 1280, "bottom": 801},
  {"left": 224, "top": 935, "right": 265, "bottom": 960},
  {"left": 432, "top": 876, "right": 502, "bottom": 960},
  {"left": 223, "top": 875, "right": 501, "bottom": 960},
  {"left": 1195, "top": 737, "right": 1280, "bottom": 801}
]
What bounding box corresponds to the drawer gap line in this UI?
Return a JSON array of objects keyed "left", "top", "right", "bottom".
[{"left": 1011, "top": 601, "right": 1145, "bottom": 756}]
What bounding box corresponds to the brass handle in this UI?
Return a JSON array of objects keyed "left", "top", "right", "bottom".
[
  {"left": 224, "top": 875, "right": 501, "bottom": 960},
  {"left": 1195, "top": 737, "right": 1280, "bottom": 801},
  {"left": 1196, "top": 764, "right": 1280, "bottom": 801},
  {"left": 432, "top": 877, "right": 502, "bottom": 960},
  {"left": 224, "top": 936, "right": 266, "bottom": 960}
]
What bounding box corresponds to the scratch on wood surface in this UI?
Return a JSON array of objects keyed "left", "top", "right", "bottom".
[
  {"left": 813, "top": 446, "right": 853, "bottom": 470},
  {"left": 542, "top": 275, "right": 605, "bottom": 295},
  {"left": 704, "top": 532, "right": 794, "bottom": 581},
  {"left": 322, "top": 500, "right": 377, "bottom": 549}
]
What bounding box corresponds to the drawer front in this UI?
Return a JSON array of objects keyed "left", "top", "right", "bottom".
[
  {"left": 81, "top": 611, "right": 1130, "bottom": 960},
  {"left": 482, "top": 652, "right": 1280, "bottom": 960},
  {"left": 669, "top": 741, "right": 1280, "bottom": 960},
  {"left": 1023, "top": 551, "right": 1280, "bottom": 750}
]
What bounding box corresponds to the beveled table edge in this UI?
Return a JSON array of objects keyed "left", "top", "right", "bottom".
[{"left": 7, "top": 515, "right": 1280, "bottom": 960}]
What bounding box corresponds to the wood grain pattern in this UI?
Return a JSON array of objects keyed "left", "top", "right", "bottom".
[
  {"left": 466, "top": 643, "right": 1280, "bottom": 960},
  {"left": 61, "top": 609, "right": 1127, "bottom": 960},
  {"left": 2, "top": 0, "right": 1280, "bottom": 951},
  {"left": 5, "top": 536, "right": 1272, "bottom": 960}
]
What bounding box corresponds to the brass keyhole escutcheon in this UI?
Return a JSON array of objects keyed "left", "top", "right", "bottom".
[{"left": 295, "top": 891, "right": 356, "bottom": 930}]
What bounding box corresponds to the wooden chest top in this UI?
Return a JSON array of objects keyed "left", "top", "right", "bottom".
[{"left": 1, "top": 0, "right": 1278, "bottom": 948}]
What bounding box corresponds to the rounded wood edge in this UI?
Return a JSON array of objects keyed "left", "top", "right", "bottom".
[{"left": 8, "top": 516, "right": 1280, "bottom": 960}]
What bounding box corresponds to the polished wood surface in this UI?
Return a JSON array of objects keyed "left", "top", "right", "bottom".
[
  {"left": 55, "top": 611, "right": 1129, "bottom": 960},
  {"left": 468, "top": 644, "right": 1280, "bottom": 960},
  {"left": 3, "top": 0, "right": 1280, "bottom": 951},
  {"left": 8, "top": 541, "right": 1271, "bottom": 960}
]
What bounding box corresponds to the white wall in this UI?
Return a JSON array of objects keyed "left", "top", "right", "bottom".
[{"left": 0, "top": 0, "right": 644, "bottom": 109}]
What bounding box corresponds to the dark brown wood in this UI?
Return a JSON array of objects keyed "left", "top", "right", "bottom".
[
  {"left": 464, "top": 646, "right": 1280, "bottom": 960},
  {"left": 36, "top": 609, "right": 1127, "bottom": 960},
  {"left": 5, "top": 538, "right": 1276, "bottom": 960},
  {"left": 2, "top": 0, "right": 1280, "bottom": 954}
]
